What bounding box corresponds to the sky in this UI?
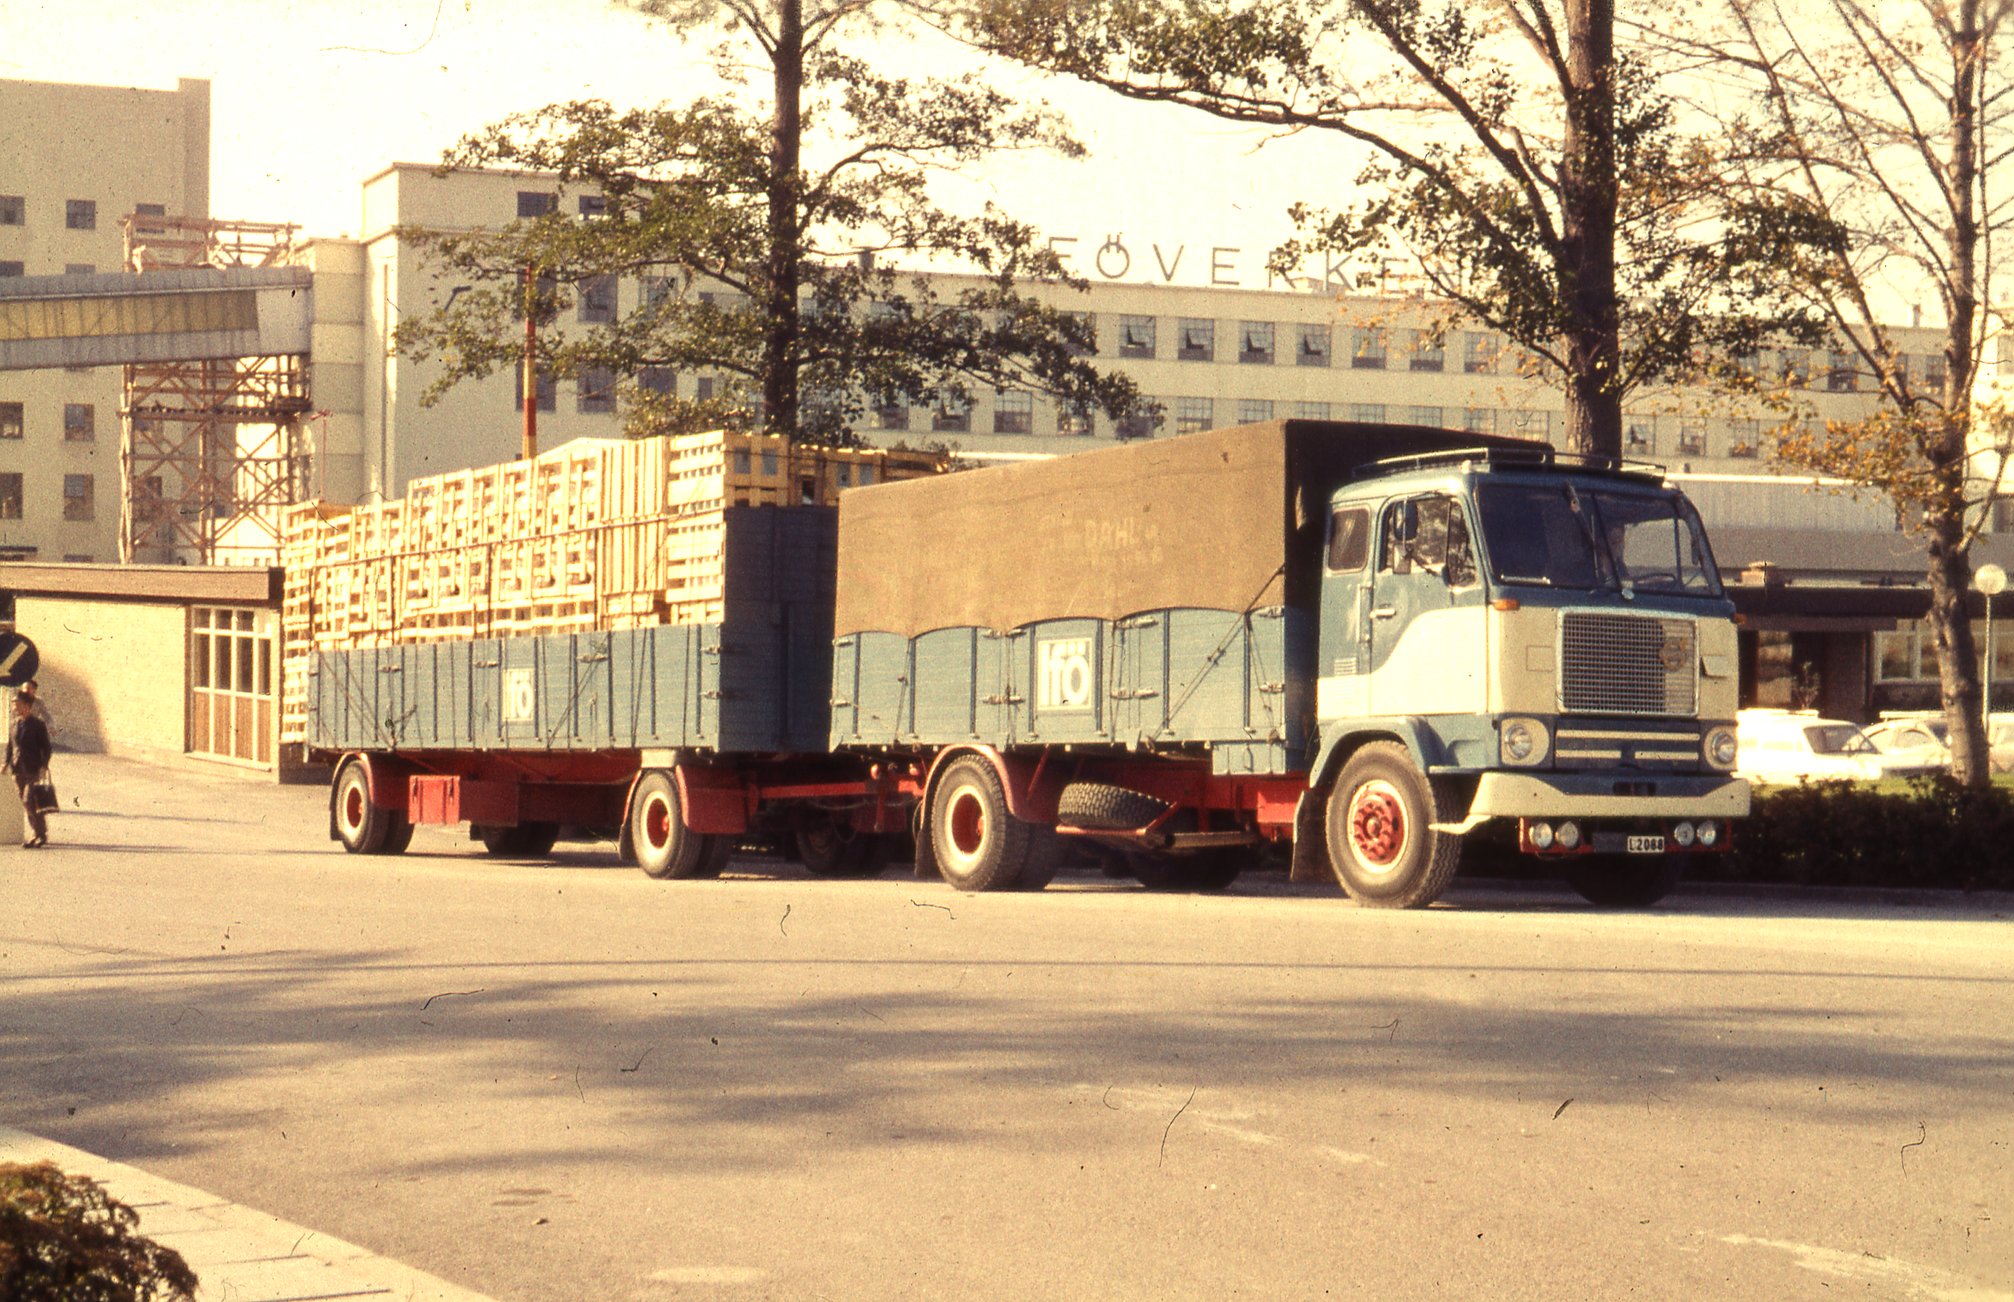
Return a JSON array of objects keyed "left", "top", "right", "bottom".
[{"left": 0, "top": 0, "right": 1333, "bottom": 293}]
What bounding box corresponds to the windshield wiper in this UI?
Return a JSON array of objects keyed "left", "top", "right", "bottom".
[{"left": 1562, "top": 482, "right": 1614, "bottom": 591}]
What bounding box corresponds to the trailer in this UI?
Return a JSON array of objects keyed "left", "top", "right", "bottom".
[{"left": 297, "top": 420, "right": 1749, "bottom": 907}]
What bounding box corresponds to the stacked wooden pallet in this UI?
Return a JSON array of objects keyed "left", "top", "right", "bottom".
[{"left": 279, "top": 430, "right": 944, "bottom": 742}]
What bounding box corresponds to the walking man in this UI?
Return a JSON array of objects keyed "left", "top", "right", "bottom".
[{"left": 5, "top": 689, "right": 52, "bottom": 847}]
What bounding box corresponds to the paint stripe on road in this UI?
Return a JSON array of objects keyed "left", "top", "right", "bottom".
[{"left": 0, "top": 1126, "right": 500, "bottom": 1302}]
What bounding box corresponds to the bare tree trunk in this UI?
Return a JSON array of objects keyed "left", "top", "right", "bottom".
[
  {"left": 764, "top": 0, "right": 804, "bottom": 436},
  {"left": 1559, "top": 0, "right": 1624, "bottom": 461}
]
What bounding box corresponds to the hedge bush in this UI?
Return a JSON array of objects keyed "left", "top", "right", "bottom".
[
  {"left": 0, "top": 1161, "right": 196, "bottom": 1302},
  {"left": 1699, "top": 776, "right": 2014, "bottom": 892}
]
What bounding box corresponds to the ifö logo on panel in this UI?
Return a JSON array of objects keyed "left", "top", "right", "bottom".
[
  {"left": 1037, "top": 638, "right": 1093, "bottom": 711},
  {"left": 505, "top": 668, "right": 536, "bottom": 723}
]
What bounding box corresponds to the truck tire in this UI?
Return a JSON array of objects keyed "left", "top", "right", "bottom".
[
  {"left": 1568, "top": 855, "right": 1683, "bottom": 907},
  {"left": 795, "top": 819, "right": 893, "bottom": 878},
  {"left": 479, "top": 822, "right": 560, "bottom": 858},
  {"left": 333, "top": 758, "right": 408, "bottom": 856},
  {"left": 1056, "top": 782, "right": 1168, "bottom": 831},
  {"left": 930, "top": 756, "right": 1051, "bottom": 892},
  {"left": 1132, "top": 849, "right": 1244, "bottom": 892},
  {"left": 1325, "top": 742, "right": 1462, "bottom": 908},
  {"left": 628, "top": 772, "right": 722, "bottom": 880}
]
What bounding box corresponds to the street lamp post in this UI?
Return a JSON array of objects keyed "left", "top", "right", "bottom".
[{"left": 1977, "top": 563, "right": 2006, "bottom": 750}]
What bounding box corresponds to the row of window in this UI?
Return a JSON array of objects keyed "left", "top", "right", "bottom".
[
  {"left": 0, "top": 197, "right": 165, "bottom": 232},
  {"left": 1874, "top": 620, "right": 2014, "bottom": 684},
  {"left": 0, "top": 471, "right": 96, "bottom": 521},
  {"left": 0, "top": 401, "right": 98, "bottom": 441}
]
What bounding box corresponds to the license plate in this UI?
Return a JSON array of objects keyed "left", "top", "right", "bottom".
[{"left": 1626, "top": 835, "right": 1666, "bottom": 855}]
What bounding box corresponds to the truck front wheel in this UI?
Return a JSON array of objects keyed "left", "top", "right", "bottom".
[
  {"left": 333, "top": 758, "right": 410, "bottom": 856},
  {"left": 930, "top": 756, "right": 1052, "bottom": 892},
  {"left": 629, "top": 772, "right": 727, "bottom": 880},
  {"left": 1325, "top": 743, "right": 1461, "bottom": 908}
]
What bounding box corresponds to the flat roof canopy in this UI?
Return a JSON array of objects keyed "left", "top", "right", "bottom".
[{"left": 0, "top": 562, "right": 281, "bottom": 606}]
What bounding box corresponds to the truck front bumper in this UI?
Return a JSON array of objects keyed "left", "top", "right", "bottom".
[{"left": 1448, "top": 771, "right": 1750, "bottom": 831}]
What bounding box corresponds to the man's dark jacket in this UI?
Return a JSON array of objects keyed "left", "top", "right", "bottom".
[{"left": 6, "top": 714, "right": 51, "bottom": 779}]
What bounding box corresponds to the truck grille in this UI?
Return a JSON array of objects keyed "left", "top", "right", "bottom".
[{"left": 1559, "top": 612, "right": 1697, "bottom": 716}]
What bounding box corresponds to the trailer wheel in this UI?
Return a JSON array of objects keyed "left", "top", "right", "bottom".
[
  {"left": 795, "top": 818, "right": 893, "bottom": 878},
  {"left": 1325, "top": 743, "right": 1462, "bottom": 908},
  {"left": 333, "top": 758, "right": 405, "bottom": 855},
  {"left": 479, "top": 822, "right": 559, "bottom": 858},
  {"left": 1567, "top": 855, "right": 1682, "bottom": 907},
  {"left": 629, "top": 772, "right": 719, "bottom": 880},
  {"left": 930, "top": 756, "right": 1050, "bottom": 892},
  {"left": 1132, "top": 849, "right": 1243, "bottom": 892},
  {"left": 1056, "top": 782, "right": 1168, "bottom": 831}
]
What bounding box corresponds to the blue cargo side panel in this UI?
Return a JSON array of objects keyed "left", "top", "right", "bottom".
[
  {"left": 913, "top": 627, "right": 999, "bottom": 744},
  {"left": 839, "top": 631, "right": 912, "bottom": 745}
]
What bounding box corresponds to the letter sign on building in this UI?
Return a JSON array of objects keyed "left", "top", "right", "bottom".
[{"left": 1037, "top": 638, "right": 1093, "bottom": 711}]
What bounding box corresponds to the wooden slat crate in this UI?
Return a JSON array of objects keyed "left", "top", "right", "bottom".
[{"left": 278, "top": 430, "right": 946, "bottom": 743}]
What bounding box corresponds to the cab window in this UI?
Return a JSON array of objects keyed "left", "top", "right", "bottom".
[
  {"left": 1381, "top": 494, "right": 1476, "bottom": 586},
  {"left": 1328, "top": 506, "right": 1371, "bottom": 572}
]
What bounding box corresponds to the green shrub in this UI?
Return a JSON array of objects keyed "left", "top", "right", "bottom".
[
  {"left": 0, "top": 1161, "right": 197, "bottom": 1302},
  {"left": 1701, "top": 776, "right": 2014, "bottom": 891}
]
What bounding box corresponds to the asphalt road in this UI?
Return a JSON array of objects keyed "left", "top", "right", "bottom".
[{"left": 3, "top": 753, "right": 2011, "bottom": 1301}]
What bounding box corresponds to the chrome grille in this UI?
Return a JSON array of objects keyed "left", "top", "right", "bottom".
[{"left": 1559, "top": 612, "right": 1697, "bottom": 716}]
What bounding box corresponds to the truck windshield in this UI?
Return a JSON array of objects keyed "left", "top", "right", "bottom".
[{"left": 1476, "top": 481, "right": 1722, "bottom": 596}]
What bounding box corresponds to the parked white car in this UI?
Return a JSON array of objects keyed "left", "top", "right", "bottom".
[
  {"left": 1735, "top": 709, "right": 1945, "bottom": 784},
  {"left": 1861, "top": 711, "right": 2014, "bottom": 775}
]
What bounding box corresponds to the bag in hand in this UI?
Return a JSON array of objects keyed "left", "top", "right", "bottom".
[{"left": 28, "top": 770, "right": 57, "bottom": 815}]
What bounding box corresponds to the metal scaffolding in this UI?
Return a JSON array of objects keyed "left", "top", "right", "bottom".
[{"left": 118, "top": 215, "right": 311, "bottom": 565}]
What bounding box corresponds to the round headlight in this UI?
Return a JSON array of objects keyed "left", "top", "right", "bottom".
[
  {"left": 1672, "top": 820, "right": 1697, "bottom": 847},
  {"left": 1707, "top": 727, "right": 1738, "bottom": 768},
  {"left": 1529, "top": 821, "right": 1555, "bottom": 850},
  {"left": 1556, "top": 821, "right": 1582, "bottom": 850},
  {"left": 1696, "top": 820, "right": 1720, "bottom": 848},
  {"left": 1505, "top": 722, "right": 1534, "bottom": 762}
]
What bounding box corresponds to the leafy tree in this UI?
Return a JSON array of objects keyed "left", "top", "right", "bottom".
[
  {"left": 0, "top": 1162, "right": 197, "bottom": 1302},
  {"left": 1659, "top": 0, "right": 2014, "bottom": 783},
  {"left": 957, "top": 0, "right": 1815, "bottom": 459},
  {"left": 394, "top": 0, "right": 1144, "bottom": 446}
]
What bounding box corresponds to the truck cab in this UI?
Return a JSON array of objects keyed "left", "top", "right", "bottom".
[{"left": 1312, "top": 450, "right": 1748, "bottom": 905}]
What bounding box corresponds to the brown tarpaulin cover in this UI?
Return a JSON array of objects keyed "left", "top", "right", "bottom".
[{"left": 835, "top": 420, "right": 1537, "bottom": 638}]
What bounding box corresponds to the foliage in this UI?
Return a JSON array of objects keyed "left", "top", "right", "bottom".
[
  {"left": 393, "top": 0, "right": 1145, "bottom": 446},
  {"left": 959, "top": 0, "right": 1820, "bottom": 456},
  {"left": 1706, "top": 777, "right": 2014, "bottom": 890},
  {"left": 0, "top": 1162, "right": 197, "bottom": 1302}
]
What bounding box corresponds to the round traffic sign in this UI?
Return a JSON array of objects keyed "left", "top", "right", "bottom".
[{"left": 0, "top": 631, "right": 38, "bottom": 686}]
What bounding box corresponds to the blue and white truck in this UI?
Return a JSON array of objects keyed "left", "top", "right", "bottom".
[{"left": 310, "top": 419, "right": 1747, "bottom": 907}]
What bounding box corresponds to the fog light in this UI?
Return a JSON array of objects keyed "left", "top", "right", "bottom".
[
  {"left": 1673, "top": 820, "right": 1697, "bottom": 847},
  {"left": 1696, "top": 820, "right": 1720, "bottom": 848},
  {"left": 1529, "top": 821, "right": 1555, "bottom": 850},
  {"left": 1556, "top": 821, "right": 1582, "bottom": 850}
]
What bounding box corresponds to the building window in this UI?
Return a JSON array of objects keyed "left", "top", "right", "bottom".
[
  {"left": 1238, "top": 399, "right": 1274, "bottom": 424},
  {"left": 1729, "top": 419, "right": 1761, "bottom": 458},
  {"left": 578, "top": 194, "right": 608, "bottom": 218},
  {"left": 1174, "top": 396, "right": 1214, "bottom": 433},
  {"left": 0, "top": 195, "right": 22, "bottom": 226},
  {"left": 1177, "top": 318, "right": 1215, "bottom": 362},
  {"left": 1678, "top": 421, "right": 1707, "bottom": 456},
  {"left": 578, "top": 367, "right": 616, "bottom": 414},
  {"left": 1409, "top": 330, "right": 1446, "bottom": 372},
  {"left": 1116, "top": 402, "right": 1157, "bottom": 440},
  {"left": 65, "top": 199, "right": 96, "bottom": 230},
  {"left": 133, "top": 202, "right": 167, "bottom": 235},
  {"left": 517, "top": 191, "right": 557, "bottom": 218},
  {"left": 1351, "top": 327, "right": 1387, "bottom": 369},
  {"left": 1510, "top": 409, "right": 1552, "bottom": 439},
  {"left": 1349, "top": 403, "right": 1387, "bottom": 423},
  {"left": 0, "top": 473, "right": 20, "bottom": 520},
  {"left": 641, "top": 276, "right": 674, "bottom": 312},
  {"left": 1118, "top": 315, "right": 1156, "bottom": 359},
  {"left": 1625, "top": 418, "right": 1656, "bottom": 454},
  {"left": 1057, "top": 403, "right": 1093, "bottom": 437},
  {"left": 1826, "top": 350, "right": 1856, "bottom": 392},
  {"left": 994, "top": 390, "right": 1032, "bottom": 434},
  {"left": 1463, "top": 407, "right": 1496, "bottom": 434},
  {"left": 578, "top": 275, "right": 616, "bottom": 324},
  {"left": 1924, "top": 353, "right": 1948, "bottom": 390},
  {"left": 875, "top": 398, "right": 910, "bottom": 432},
  {"left": 0, "top": 402, "right": 21, "bottom": 439},
  {"left": 1297, "top": 324, "right": 1332, "bottom": 367},
  {"left": 638, "top": 367, "right": 675, "bottom": 396},
  {"left": 63, "top": 474, "right": 94, "bottom": 521},
  {"left": 1064, "top": 311, "right": 1096, "bottom": 357},
  {"left": 65, "top": 263, "right": 95, "bottom": 276},
  {"left": 932, "top": 392, "right": 970, "bottom": 433},
  {"left": 1779, "top": 349, "right": 1810, "bottom": 386},
  {"left": 1239, "top": 321, "right": 1275, "bottom": 365},
  {"left": 513, "top": 366, "right": 556, "bottom": 412},
  {"left": 1407, "top": 406, "right": 1444, "bottom": 428},
  {"left": 1464, "top": 332, "right": 1497, "bottom": 374},
  {"left": 1295, "top": 401, "right": 1333, "bottom": 420},
  {"left": 0, "top": 262, "right": 22, "bottom": 278},
  {"left": 63, "top": 403, "right": 94, "bottom": 441}
]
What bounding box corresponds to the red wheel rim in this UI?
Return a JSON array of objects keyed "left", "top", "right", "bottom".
[
  {"left": 343, "top": 784, "right": 365, "bottom": 833},
  {"left": 948, "top": 789, "right": 987, "bottom": 858},
  {"left": 1348, "top": 781, "right": 1407, "bottom": 868},
  {"left": 644, "top": 794, "right": 672, "bottom": 852}
]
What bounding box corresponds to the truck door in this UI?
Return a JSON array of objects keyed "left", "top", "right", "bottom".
[
  {"left": 1317, "top": 502, "right": 1375, "bottom": 721},
  {"left": 1366, "top": 493, "right": 1485, "bottom": 717}
]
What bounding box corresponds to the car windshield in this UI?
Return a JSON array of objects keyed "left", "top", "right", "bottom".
[
  {"left": 1476, "top": 481, "right": 1722, "bottom": 595},
  {"left": 1807, "top": 725, "right": 1875, "bottom": 755}
]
